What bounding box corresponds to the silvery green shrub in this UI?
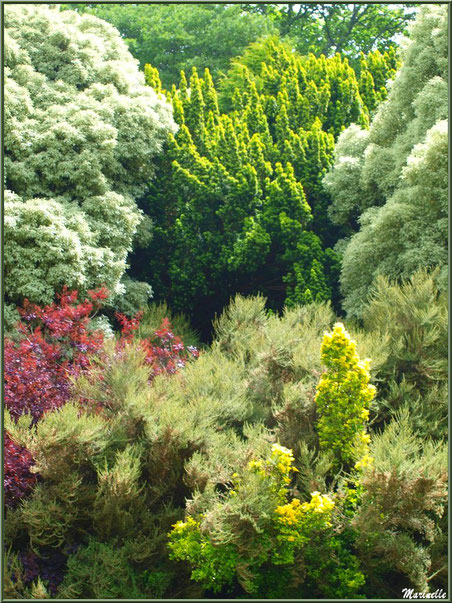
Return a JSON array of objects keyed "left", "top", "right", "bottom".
[{"left": 323, "top": 5, "right": 448, "bottom": 318}]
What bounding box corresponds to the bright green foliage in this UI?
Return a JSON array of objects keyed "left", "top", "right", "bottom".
[
  {"left": 219, "top": 37, "right": 370, "bottom": 135},
  {"left": 315, "top": 323, "right": 375, "bottom": 468},
  {"left": 357, "top": 47, "right": 399, "bottom": 116},
  {"left": 4, "top": 5, "right": 176, "bottom": 307},
  {"left": 143, "top": 63, "right": 162, "bottom": 94},
  {"left": 168, "top": 516, "right": 238, "bottom": 594},
  {"left": 324, "top": 5, "right": 448, "bottom": 318},
  {"left": 66, "top": 3, "right": 411, "bottom": 89},
  {"left": 131, "top": 38, "right": 390, "bottom": 333}
]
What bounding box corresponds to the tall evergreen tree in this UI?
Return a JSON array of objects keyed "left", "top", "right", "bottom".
[{"left": 131, "top": 39, "right": 395, "bottom": 336}]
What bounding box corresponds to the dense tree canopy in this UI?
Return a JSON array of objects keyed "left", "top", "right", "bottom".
[
  {"left": 324, "top": 4, "right": 448, "bottom": 319},
  {"left": 130, "top": 38, "right": 396, "bottom": 336},
  {"left": 241, "top": 4, "right": 416, "bottom": 58},
  {"left": 63, "top": 3, "right": 277, "bottom": 88},
  {"left": 65, "top": 3, "right": 413, "bottom": 88},
  {"left": 4, "top": 5, "right": 176, "bottom": 308}
]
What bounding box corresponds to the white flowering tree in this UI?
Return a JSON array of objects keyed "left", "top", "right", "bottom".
[
  {"left": 4, "top": 5, "right": 177, "bottom": 309},
  {"left": 323, "top": 5, "right": 448, "bottom": 318}
]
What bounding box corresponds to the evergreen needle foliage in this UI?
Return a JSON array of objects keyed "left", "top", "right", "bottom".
[{"left": 315, "top": 323, "right": 375, "bottom": 469}]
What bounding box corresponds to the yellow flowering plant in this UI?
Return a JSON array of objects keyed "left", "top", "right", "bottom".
[
  {"left": 315, "top": 323, "right": 376, "bottom": 468},
  {"left": 272, "top": 491, "right": 335, "bottom": 565},
  {"left": 167, "top": 443, "right": 365, "bottom": 597},
  {"left": 247, "top": 443, "right": 298, "bottom": 502}
]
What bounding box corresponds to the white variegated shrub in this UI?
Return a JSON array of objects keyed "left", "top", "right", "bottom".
[{"left": 4, "top": 5, "right": 177, "bottom": 307}]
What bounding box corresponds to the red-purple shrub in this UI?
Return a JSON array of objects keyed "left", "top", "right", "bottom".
[
  {"left": 18, "top": 546, "right": 77, "bottom": 596},
  {"left": 115, "top": 310, "right": 143, "bottom": 342},
  {"left": 5, "top": 288, "right": 107, "bottom": 423},
  {"left": 115, "top": 313, "right": 199, "bottom": 379},
  {"left": 137, "top": 317, "right": 199, "bottom": 377},
  {"left": 4, "top": 433, "right": 37, "bottom": 509},
  {"left": 4, "top": 288, "right": 107, "bottom": 509},
  {"left": 4, "top": 289, "right": 198, "bottom": 509}
]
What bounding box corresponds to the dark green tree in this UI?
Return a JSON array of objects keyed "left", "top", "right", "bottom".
[
  {"left": 63, "top": 3, "right": 276, "bottom": 89},
  {"left": 241, "top": 3, "right": 416, "bottom": 61}
]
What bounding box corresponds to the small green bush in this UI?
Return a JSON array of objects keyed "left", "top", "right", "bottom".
[{"left": 353, "top": 411, "right": 448, "bottom": 595}]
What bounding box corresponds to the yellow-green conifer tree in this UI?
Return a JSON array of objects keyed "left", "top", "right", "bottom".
[
  {"left": 131, "top": 39, "right": 393, "bottom": 333},
  {"left": 315, "top": 323, "right": 375, "bottom": 468}
]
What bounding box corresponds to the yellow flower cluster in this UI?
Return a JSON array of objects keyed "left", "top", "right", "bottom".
[
  {"left": 271, "top": 443, "right": 294, "bottom": 459},
  {"left": 275, "top": 491, "right": 335, "bottom": 536},
  {"left": 271, "top": 443, "right": 298, "bottom": 479},
  {"left": 275, "top": 498, "right": 303, "bottom": 525},
  {"left": 248, "top": 443, "right": 299, "bottom": 485},
  {"left": 354, "top": 453, "right": 374, "bottom": 471},
  {"left": 275, "top": 491, "right": 334, "bottom": 524},
  {"left": 309, "top": 491, "right": 335, "bottom": 514},
  {"left": 248, "top": 459, "right": 265, "bottom": 476},
  {"left": 171, "top": 515, "right": 199, "bottom": 534}
]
